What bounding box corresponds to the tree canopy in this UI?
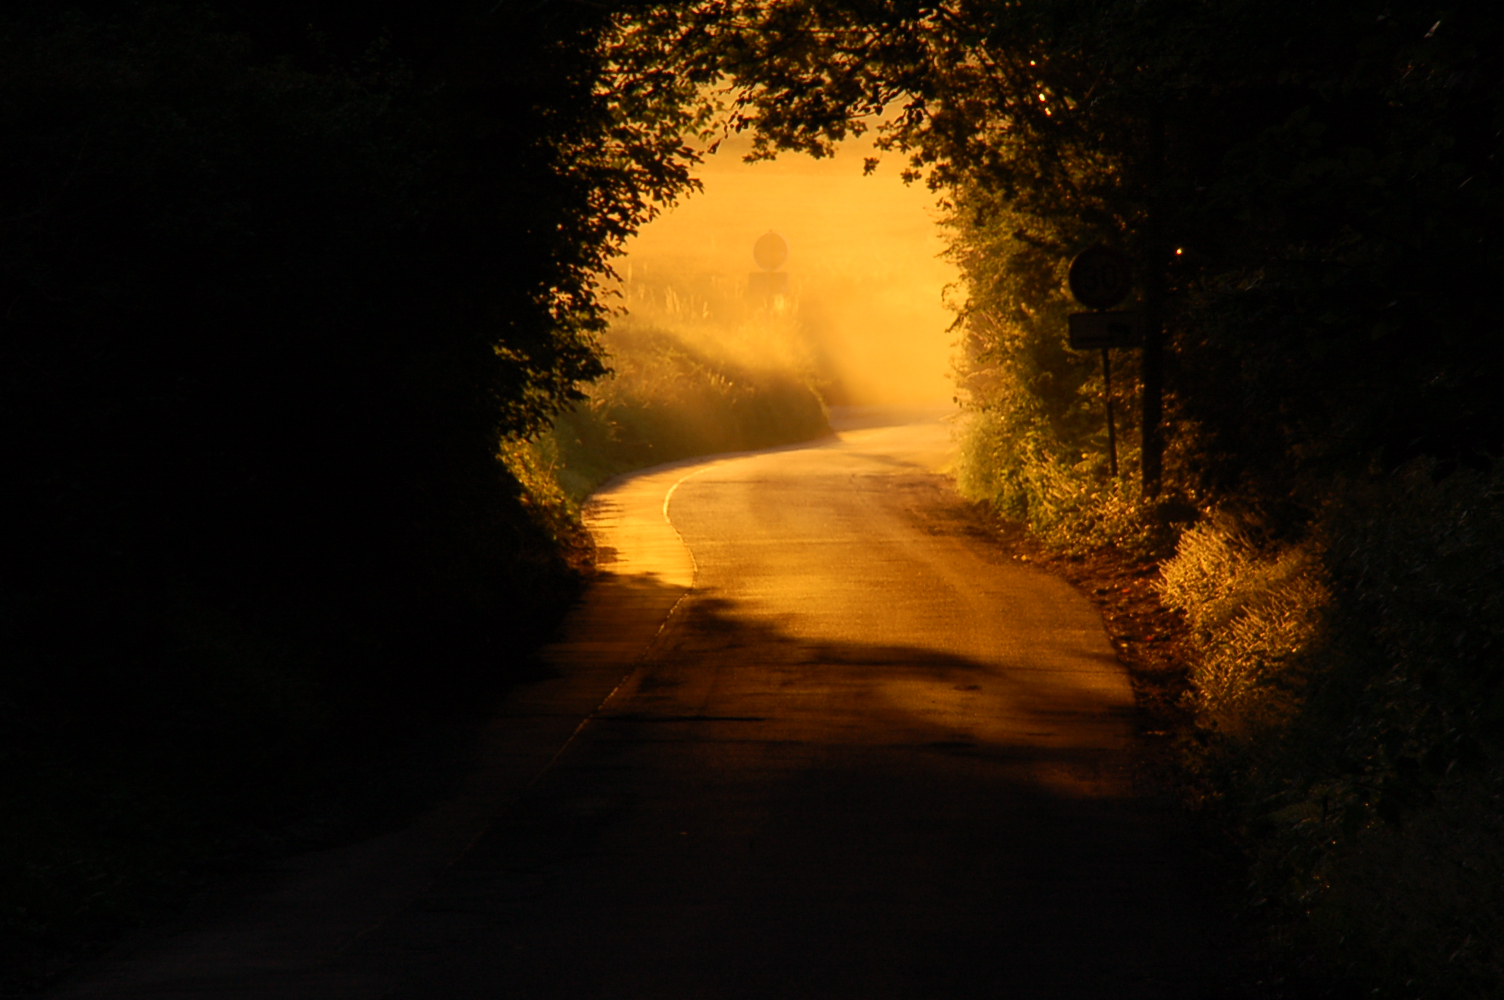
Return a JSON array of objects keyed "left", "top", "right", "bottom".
[
  {"left": 0, "top": 0, "right": 710, "bottom": 846},
  {"left": 636, "top": 0, "right": 1504, "bottom": 510}
]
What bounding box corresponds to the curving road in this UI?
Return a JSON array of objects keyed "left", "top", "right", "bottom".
[
  {"left": 361, "top": 411, "right": 1224, "bottom": 998},
  {"left": 58, "top": 411, "right": 1223, "bottom": 999}
]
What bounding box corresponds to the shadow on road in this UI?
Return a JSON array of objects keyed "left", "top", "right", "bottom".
[{"left": 352, "top": 579, "right": 1228, "bottom": 1000}]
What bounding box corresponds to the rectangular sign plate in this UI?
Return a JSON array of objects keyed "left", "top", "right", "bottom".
[{"left": 1068, "top": 310, "right": 1144, "bottom": 350}]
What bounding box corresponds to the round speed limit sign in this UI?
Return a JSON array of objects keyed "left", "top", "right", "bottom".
[{"left": 1068, "top": 246, "right": 1133, "bottom": 310}]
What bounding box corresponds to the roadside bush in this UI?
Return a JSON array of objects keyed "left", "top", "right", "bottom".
[
  {"left": 1158, "top": 520, "right": 1328, "bottom": 737},
  {"left": 1158, "top": 466, "right": 1504, "bottom": 998},
  {"left": 946, "top": 191, "right": 1196, "bottom": 561},
  {"left": 1276, "top": 465, "right": 1504, "bottom": 997},
  {"left": 957, "top": 405, "right": 1183, "bottom": 560}
]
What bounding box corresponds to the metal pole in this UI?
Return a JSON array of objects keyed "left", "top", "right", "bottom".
[
  {"left": 1102, "top": 347, "right": 1118, "bottom": 479},
  {"left": 1141, "top": 261, "right": 1163, "bottom": 496},
  {"left": 1141, "top": 105, "right": 1166, "bottom": 498}
]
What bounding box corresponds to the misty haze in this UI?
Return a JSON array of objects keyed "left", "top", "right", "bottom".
[{"left": 611, "top": 132, "right": 957, "bottom": 408}]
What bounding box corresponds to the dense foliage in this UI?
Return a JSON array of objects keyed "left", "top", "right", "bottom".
[{"left": 1, "top": 0, "right": 704, "bottom": 980}]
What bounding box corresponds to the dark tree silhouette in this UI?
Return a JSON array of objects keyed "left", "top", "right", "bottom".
[{"left": 1, "top": 3, "right": 704, "bottom": 974}]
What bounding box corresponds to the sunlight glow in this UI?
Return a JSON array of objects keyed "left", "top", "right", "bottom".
[{"left": 614, "top": 132, "right": 960, "bottom": 405}]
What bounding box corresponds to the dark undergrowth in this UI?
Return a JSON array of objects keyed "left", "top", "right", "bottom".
[
  {"left": 0, "top": 2, "right": 681, "bottom": 988},
  {"left": 1, "top": 486, "right": 585, "bottom": 996},
  {"left": 960, "top": 451, "right": 1504, "bottom": 1000},
  {"left": 982, "top": 524, "right": 1352, "bottom": 999}
]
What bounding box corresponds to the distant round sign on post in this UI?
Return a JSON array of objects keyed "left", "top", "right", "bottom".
[
  {"left": 753, "top": 230, "right": 789, "bottom": 272},
  {"left": 1068, "top": 246, "right": 1133, "bottom": 310}
]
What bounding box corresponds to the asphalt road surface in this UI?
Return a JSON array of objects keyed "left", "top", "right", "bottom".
[
  {"left": 361, "top": 410, "right": 1223, "bottom": 999},
  {"left": 59, "top": 410, "right": 1224, "bottom": 999}
]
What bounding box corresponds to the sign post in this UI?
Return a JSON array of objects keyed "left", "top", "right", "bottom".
[
  {"left": 748, "top": 230, "right": 790, "bottom": 300},
  {"left": 1067, "top": 311, "right": 1143, "bottom": 350},
  {"left": 1066, "top": 246, "right": 1140, "bottom": 479}
]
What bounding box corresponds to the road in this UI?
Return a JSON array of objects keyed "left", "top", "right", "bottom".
[
  {"left": 58, "top": 411, "right": 1223, "bottom": 999},
  {"left": 358, "top": 412, "right": 1223, "bottom": 998}
]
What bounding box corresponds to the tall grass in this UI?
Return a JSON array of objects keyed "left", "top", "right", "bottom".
[
  {"left": 1158, "top": 520, "right": 1328, "bottom": 736},
  {"left": 1146, "top": 466, "right": 1504, "bottom": 998},
  {"left": 959, "top": 410, "right": 1143, "bottom": 550},
  {"left": 506, "top": 269, "right": 830, "bottom": 507}
]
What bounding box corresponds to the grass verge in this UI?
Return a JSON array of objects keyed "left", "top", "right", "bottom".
[{"left": 507, "top": 316, "right": 831, "bottom": 506}]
